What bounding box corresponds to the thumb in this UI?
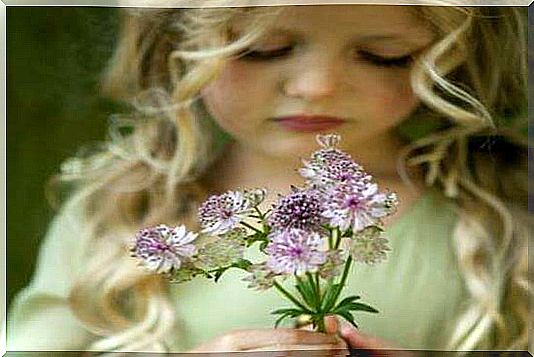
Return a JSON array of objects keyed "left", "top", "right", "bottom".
[{"left": 324, "top": 315, "right": 340, "bottom": 334}]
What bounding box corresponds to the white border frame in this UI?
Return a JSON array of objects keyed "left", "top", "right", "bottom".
[{"left": 1, "top": 2, "right": 531, "bottom": 356}]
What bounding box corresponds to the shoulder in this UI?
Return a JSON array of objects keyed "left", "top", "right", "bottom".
[
  {"left": 7, "top": 195, "right": 97, "bottom": 350},
  {"left": 22, "top": 193, "right": 91, "bottom": 294}
]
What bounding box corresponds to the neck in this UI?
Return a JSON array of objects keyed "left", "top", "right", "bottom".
[
  {"left": 206, "top": 141, "right": 304, "bottom": 196},
  {"left": 204, "top": 130, "right": 419, "bottom": 196}
]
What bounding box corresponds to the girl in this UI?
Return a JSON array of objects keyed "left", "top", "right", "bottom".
[{"left": 7, "top": 2, "right": 530, "bottom": 354}]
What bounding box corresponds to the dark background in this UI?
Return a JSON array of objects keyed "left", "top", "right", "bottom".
[{"left": 7, "top": 7, "right": 120, "bottom": 306}]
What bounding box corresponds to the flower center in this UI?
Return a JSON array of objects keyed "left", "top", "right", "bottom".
[
  {"left": 220, "top": 209, "right": 234, "bottom": 219},
  {"left": 289, "top": 246, "right": 304, "bottom": 258},
  {"left": 345, "top": 196, "right": 362, "bottom": 210},
  {"left": 151, "top": 240, "right": 171, "bottom": 253}
]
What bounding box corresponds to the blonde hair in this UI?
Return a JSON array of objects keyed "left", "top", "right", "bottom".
[{"left": 54, "top": 4, "right": 530, "bottom": 352}]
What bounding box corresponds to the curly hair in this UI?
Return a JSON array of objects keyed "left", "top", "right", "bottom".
[{"left": 54, "top": 4, "right": 530, "bottom": 352}]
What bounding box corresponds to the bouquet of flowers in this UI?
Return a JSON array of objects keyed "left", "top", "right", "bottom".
[{"left": 130, "top": 134, "right": 398, "bottom": 333}]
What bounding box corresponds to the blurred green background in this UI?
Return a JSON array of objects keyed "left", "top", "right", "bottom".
[{"left": 7, "top": 7, "right": 120, "bottom": 306}]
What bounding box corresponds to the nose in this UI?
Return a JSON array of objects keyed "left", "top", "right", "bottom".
[{"left": 282, "top": 54, "right": 341, "bottom": 101}]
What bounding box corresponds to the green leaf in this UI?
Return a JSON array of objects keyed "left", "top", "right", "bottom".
[
  {"left": 335, "top": 311, "right": 358, "bottom": 329},
  {"left": 246, "top": 231, "right": 267, "bottom": 247},
  {"left": 321, "top": 284, "right": 341, "bottom": 312},
  {"left": 271, "top": 307, "right": 304, "bottom": 328},
  {"left": 341, "top": 227, "right": 354, "bottom": 238},
  {"left": 274, "top": 313, "right": 294, "bottom": 328},
  {"left": 213, "top": 268, "right": 227, "bottom": 283},
  {"left": 259, "top": 240, "right": 269, "bottom": 252},
  {"left": 333, "top": 295, "right": 361, "bottom": 310},
  {"left": 295, "top": 282, "right": 316, "bottom": 310},
  {"left": 232, "top": 259, "right": 253, "bottom": 270},
  {"left": 343, "top": 302, "right": 379, "bottom": 314},
  {"left": 271, "top": 308, "right": 302, "bottom": 316}
]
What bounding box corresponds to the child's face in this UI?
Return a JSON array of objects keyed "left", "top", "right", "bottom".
[{"left": 201, "top": 5, "right": 435, "bottom": 158}]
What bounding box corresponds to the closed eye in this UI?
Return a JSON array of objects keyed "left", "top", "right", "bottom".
[
  {"left": 236, "top": 46, "right": 294, "bottom": 61},
  {"left": 357, "top": 50, "right": 413, "bottom": 68}
]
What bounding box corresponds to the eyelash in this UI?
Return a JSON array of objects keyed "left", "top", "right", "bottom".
[
  {"left": 237, "top": 47, "right": 294, "bottom": 60},
  {"left": 237, "top": 47, "right": 413, "bottom": 68},
  {"left": 357, "top": 51, "right": 413, "bottom": 68}
]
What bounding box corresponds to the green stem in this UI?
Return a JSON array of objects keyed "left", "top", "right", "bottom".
[
  {"left": 339, "top": 256, "right": 352, "bottom": 287},
  {"left": 273, "top": 281, "right": 312, "bottom": 314},
  {"left": 240, "top": 221, "right": 263, "bottom": 234},
  {"left": 316, "top": 315, "right": 326, "bottom": 333},
  {"left": 254, "top": 207, "right": 265, "bottom": 220},
  {"left": 322, "top": 256, "right": 353, "bottom": 313},
  {"left": 333, "top": 227, "right": 342, "bottom": 249},
  {"left": 306, "top": 272, "right": 320, "bottom": 311},
  {"left": 314, "top": 273, "right": 321, "bottom": 303},
  {"left": 331, "top": 256, "right": 353, "bottom": 310}
]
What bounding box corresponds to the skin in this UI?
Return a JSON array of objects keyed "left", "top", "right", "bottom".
[
  {"left": 202, "top": 4, "right": 433, "bottom": 216},
  {"left": 189, "top": 326, "right": 347, "bottom": 353},
  {"left": 197, "top": 4, "right": 434, "bottom": 353},
  {"left": 202, "top": 5, "right": 435, "bottom": 169},
  {"left": 188, "top": 316, "right": 413, "bottom": 354}
]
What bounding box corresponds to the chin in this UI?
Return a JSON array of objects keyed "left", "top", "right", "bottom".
[{"left": 259, "top": 133, "right": 323, "bottom": 161}]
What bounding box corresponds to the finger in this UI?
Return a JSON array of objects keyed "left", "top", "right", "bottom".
[
  {"left": 250, "top": 342, "right": 349, "bottom": 357},
  {"left": 338, "top": 323, "right": 414, "bottom": 357},
  {"left": 235, "top": 328, "right": 340, "bottom": 351},
  {"left": 297, "top": 316, "right": 339, "bottom": 335},
  {"left": 296, "top": 323, "right": 336, "bottom": 333},
  {"left": 251, "top": 342, "right": 342, "bottom": 351},
  {"left": 324, "top": 315, "right": 339, "bottom": 335},
  {"left": 295, "top": 320, "right": 348, "bottom": 353},
  {"left": 340, "top": 323, "right": 391, "bottom": 350}
]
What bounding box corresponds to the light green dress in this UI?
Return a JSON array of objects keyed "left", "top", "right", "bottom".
[{"left": 7, "top": 189, "right": 468, "bottom": 352}]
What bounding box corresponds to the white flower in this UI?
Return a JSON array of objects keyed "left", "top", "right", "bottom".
[
  {"left": 299, "top": 135, "right": 369, "bottom": 191},
  {"left": 130, "top": 224, "right": 198, "bottom": 274},
  {"left": 350, "top": 226, "right": 390, "bottom": 265},
  {"left": 266, "top": 228, "right": 327, "bottom": 276},
  {"left": 322, "top": 180, "right": 398, "bottom": 233},
  {"left": 198, "top": 190, "right": 255, "bottom": 235}
]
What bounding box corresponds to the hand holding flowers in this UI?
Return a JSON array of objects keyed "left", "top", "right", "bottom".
[{"left": 130, "top": 134, "right": 398, "bottom": 333}]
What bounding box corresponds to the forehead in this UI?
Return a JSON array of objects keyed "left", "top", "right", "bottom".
[{"left": 233, "top": 5, "right": 434, "bottom": 46}]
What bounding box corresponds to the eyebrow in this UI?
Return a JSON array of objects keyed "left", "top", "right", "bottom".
[
  {"left": 261, "top": 28, "right": 434, "bottom": 47},
  {"left": 351, "top": 33, "right": 434, "bottom": 46}
]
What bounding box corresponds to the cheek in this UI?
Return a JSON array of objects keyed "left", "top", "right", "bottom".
[
  {"left": 202, "top": 67, "right": 244, "bottom": 119},
  {"left": 361, "top": 71, "right": 419, "bottom": 126},
  {"left": 200, "top": 63, "right": 272, "bottom": 133}
]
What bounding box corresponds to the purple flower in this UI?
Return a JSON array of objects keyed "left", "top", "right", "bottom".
[
  {"left": 266, "top": 228, "right": 327, "bottom": 276},
  {"left": 268, "top": 188, "right": 325, "bottom": 232},
  {"left": 198, "top": 190, "right": 254, "bottom": 235},
  {"left": 322, "top": 180, "right": 398, "bottom": 232},
  {"left": 130, "top": 224, "right": 198, "bottom": 274},
  {"left": 300, "top": 135, "right": 369, "bottom": 190},
  {"left": 350, "top": 226, "right": 390, "bottom": 265}
]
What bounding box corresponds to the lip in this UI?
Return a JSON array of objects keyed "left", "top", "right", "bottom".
[{"left": 273, "top": 115, "right": 346, "bottom": 133}]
